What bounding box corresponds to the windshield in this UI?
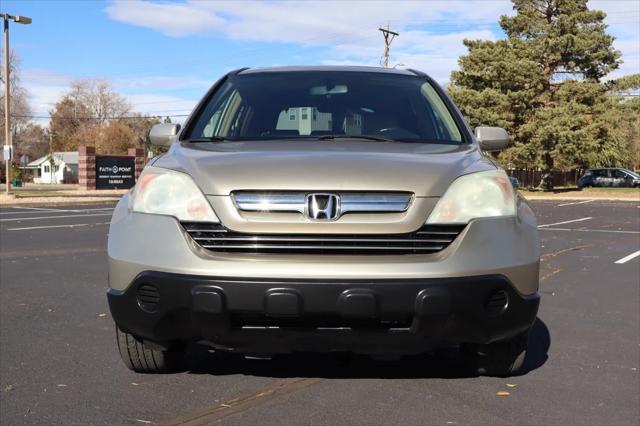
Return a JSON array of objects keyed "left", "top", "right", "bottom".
[{"left": 186, "top": 71, "right": 464, "bottom": 143}]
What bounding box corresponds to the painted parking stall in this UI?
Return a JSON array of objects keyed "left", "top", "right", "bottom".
[
  {"left": 0, "top": 205, "right": 115, "bottom": 230},
  {"left": 0, "top": 204, "right": 116, "bottom": 259},
  {"left": 0, "top": 199, "right": 638, "bottom": 425}
]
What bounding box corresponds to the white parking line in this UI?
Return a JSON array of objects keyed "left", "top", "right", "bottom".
[
  {"left": 8, "top": 206, "right": 63, "bottom": 211},
  {"left": 0, "top": 213, "right": 113, "bottom": 222},
  {"left": 557, "top": 200, "right": 594, "bottom": 207},
  {"left": 0, "top": 208, "right": 62, "bottom": 214},
  {"left": 7, "top": 222, "right": 110, "bottom": 231},
  {"left": 538, "top": 217, "right": 592, "bottom": 228},
  {"left": 615, "top": 250, "right": 640, "bottom": 264},
  {"left": 0, "top": 208, "right": 114, "bottom": 215},
  {"left": 539, "top": 227, "right": 640, "bottom": 235}
]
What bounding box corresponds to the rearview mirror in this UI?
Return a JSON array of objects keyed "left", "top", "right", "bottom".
[
  {"left": 149, "top": 123, "right": 181, "bottom": 147},
  {"left": 475, "top": 127, "right": 510, "bottom": 152},
  {"left": 310, "top": 85, "right": 348, "bottom": 95}
]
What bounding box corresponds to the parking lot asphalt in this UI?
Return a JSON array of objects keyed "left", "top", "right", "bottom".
[{"left": 0, "top": 199, "right": 638, "bottom": 425}]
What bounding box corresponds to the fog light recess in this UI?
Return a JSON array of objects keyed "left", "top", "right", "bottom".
[
  {"left": 485, "top": 290, "right": 509, "bottom": 317},
  {"left": 137, "top": 284, "right": 160, "bottom": 313}
]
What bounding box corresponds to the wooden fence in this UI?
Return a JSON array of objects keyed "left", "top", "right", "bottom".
[{"left": 506, "top": 169, "right": 584, "bottom": 189}]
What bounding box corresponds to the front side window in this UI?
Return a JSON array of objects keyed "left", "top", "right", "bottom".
[
  {"left": 624, "top": 169, "right": 640, "bottom": 178},
  {"left": 612, "top": 169, "right": 626, "bottom": 179},
  {"left": 187, "top": 71, "right": 464, "bottom": 143}
]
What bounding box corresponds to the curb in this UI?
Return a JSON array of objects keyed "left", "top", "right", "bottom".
[{"left": 0, "top": 198, "right": 121, "bottom": 207}]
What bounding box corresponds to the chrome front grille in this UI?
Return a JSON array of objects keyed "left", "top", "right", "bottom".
[
  {"left": 232, "top": 191, "right": 412, "bottom": 218},
  {"left": 181, "top": 222, "right": 465, "bottom": 255}
]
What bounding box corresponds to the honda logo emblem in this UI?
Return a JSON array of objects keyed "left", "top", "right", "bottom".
[{"left": 305, "top": 193, "right": 340, "bottom": 220}]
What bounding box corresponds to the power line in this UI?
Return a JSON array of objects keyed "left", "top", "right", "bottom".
[
  {"left": 37, "top": 98, "right": 198, "bottom": 107},
  {"left": 30, "top": 108, "right": 193, "bottom": 115},
  {"left": 11, "top": 114, "right": 190, "bottom": 120}
]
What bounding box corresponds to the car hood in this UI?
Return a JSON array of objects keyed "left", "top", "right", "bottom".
[{"left": 152, "top": 140, "right": 493, "bottom": 197}]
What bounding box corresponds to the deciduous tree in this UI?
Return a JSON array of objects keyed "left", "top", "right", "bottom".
[
  {"left": 48, "top": 80, "right": 158, "bottom": 154},
  {"left": 0, "top": 51, "right": 32, "bottom": 147}
]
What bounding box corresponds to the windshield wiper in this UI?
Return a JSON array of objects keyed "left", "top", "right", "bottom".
[
  {"left": 185, "top": 136, "right": 232, "bottom": 143},
  {"left": 316, "top": 134, "right": 393, "bottom": 142}
]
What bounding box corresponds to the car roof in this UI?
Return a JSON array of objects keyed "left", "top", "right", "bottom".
[{"left": 238, "top": 65, "right": 420, "bottom": 77}]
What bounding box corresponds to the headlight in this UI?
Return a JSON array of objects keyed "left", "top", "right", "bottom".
[
  {"left": 131, "top": 166, "right": 219, "bottom": 222},
  {"left": 426, "top": 169, "right": 515, "bottom": 224}
]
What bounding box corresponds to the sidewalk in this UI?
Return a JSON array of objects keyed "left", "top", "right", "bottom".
[{"left": 0, "top": 188, "right": 127, "bottom": 206}]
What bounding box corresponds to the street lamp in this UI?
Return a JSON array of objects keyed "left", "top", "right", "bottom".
[{"left": 2, "top": 13, "right": 32, "bottom": 194}]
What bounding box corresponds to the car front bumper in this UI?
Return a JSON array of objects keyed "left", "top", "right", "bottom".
[
  {"left": 108, "top": 272, "right": 539, "bottom": 354},
  {"left": 107, "top": 193, "right": 540, "bottom": 352}
]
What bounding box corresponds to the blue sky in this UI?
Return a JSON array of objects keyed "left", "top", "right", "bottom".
[{"left": 3, "top": 0, "right": 639, "bottom": 125}]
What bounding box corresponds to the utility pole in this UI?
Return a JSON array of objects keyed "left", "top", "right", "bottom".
[
  {"left": 378, "top": 23, "right": 399, "bottom": 68},
  {"left": 2, "top": 13, "right": 31, "bottom": 194}
]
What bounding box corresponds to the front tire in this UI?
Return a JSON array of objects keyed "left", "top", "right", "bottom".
[
  {"left": 116, "top": 326, "right": 185, "bottom": 373},
  {"left": 464, "top": 331, "right": 529, "bottom": 377}
]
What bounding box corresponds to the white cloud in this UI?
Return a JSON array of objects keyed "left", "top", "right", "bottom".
[
  {"left": 591, "top": 0, "right": 640, "bottom": 79},
  {"left": 325, "top": 29, "right": 498, "bottom": 81},
  {"left": 106, "top": 0, "right": 511, "bottom": 43},
  {"left": 20, "top": 69, "right": 199, "bottom": 126},
  {"left": 105, "top": 0, "right": 639, "bottom": 81},
  {"left": 124, "top": 93, "right": 197, "bottom": 122},
  {"left": 113, "top": 75, "right": 211, "bottom": 91},
  {"left": 21, "top": 69, "right": 74, "bottom": 119},
  {"left": 22, "top": 0, "right": 640, "bottom": 126},
  {"left": 105, "top": 1, "right": 224, "bottom": 37},
  {"left": 104, "top": 0, "right": 510, "bottom": 83}
]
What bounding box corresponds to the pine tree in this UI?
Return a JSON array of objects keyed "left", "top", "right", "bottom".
[{"left": 448, "top": 0, "right": 634, "bottom": 188}]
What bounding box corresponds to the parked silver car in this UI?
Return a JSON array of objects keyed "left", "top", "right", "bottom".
[{"left": 107, "top": 66, "right": 540, "bottom": 376}]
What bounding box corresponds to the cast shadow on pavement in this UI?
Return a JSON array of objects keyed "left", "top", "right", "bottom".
[{"left": 183, "top": 318, "right": 550, "bottom": 379}]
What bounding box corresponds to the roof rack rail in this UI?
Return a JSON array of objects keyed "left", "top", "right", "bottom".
[
  {"left": 230, "top": 67, "right": 250, "bottom": 76},
  {"left": 407, "top": 68, "right": 426, "bottom": 78}
]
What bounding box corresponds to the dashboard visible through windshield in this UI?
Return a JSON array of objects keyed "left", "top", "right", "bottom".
[{"left": 185, "top": 71, "right": 464, "bottom": 144}]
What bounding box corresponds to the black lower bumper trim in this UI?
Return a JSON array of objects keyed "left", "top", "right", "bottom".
[{"left": 107, "top": 272, "right": 539, "bottom": 354}]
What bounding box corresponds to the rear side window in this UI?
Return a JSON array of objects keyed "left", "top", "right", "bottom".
[
  {"left": 187, "top": 71, "right": 464, "bottom": 144},
  {"left": 612, "top": 169, "right": 632, "bottom": 179}
]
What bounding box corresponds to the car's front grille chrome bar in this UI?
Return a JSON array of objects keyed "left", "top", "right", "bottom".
[
  {"left": 232, "top": 191, "right": 412, "bottom": 215},
  {"left": 200, "top": 244, "right": 446, "bottom": 251},
  {"left": 181, "top": 222, "right": 465, "bottom": 255},
  {"left": 192, "top": 236, "right": 452, "bottom": 243}
]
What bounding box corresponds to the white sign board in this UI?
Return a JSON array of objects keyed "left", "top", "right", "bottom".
[{"left": 3, "top": 145, "right": 12, "bottom": 161}]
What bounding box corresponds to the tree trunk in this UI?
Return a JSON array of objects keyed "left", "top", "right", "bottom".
[{"left": 539, "top": 152, "right": 555, "bottom": 191}]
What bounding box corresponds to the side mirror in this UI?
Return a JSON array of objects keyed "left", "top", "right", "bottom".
[
  {"left": 149, "top": 123, "right": 181, "bottom": 147},
  {"left": 475, "top": 126, "right": 510, "bottom": 152}
]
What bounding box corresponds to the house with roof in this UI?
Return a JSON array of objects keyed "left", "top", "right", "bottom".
[{"left": 24, "top": 152, "right": 79, "bottom": 184}]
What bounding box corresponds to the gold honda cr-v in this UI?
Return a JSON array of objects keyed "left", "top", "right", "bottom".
[{"left": 107, "top": 66, "right": 540, "bottom": 376}]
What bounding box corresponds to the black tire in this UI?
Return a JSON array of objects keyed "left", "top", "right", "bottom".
[
  {"left": 464, "top": 331, "right": 529, "bottom": 377},
  {"left": 115, "top": 326, "right": 184, "bottom": 373}
]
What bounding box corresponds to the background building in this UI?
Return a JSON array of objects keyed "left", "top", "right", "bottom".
[{"left": 24, "top": 152, "right": 79, "bottom": 184}]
